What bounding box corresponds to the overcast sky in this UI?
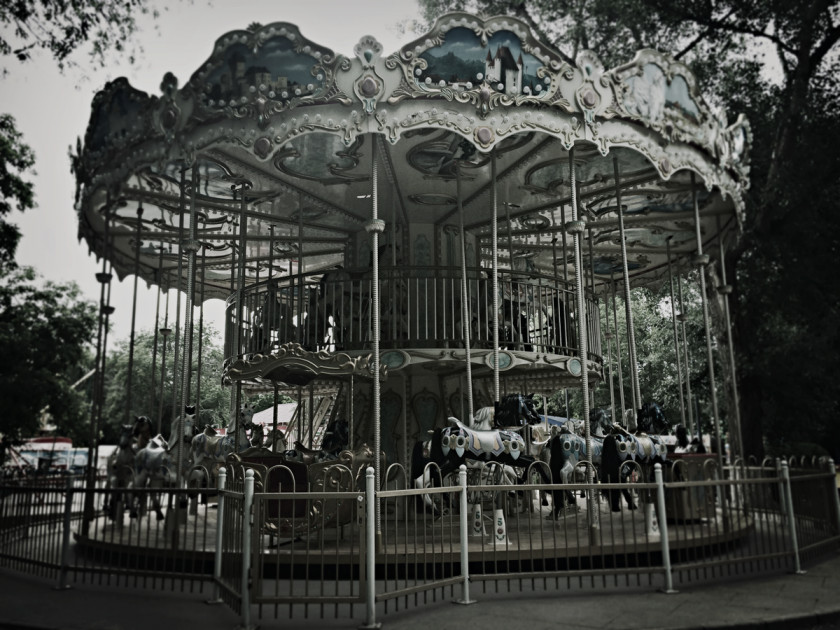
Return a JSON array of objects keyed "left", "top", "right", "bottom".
[{"left": 3, "top": 0, "right": 421, "bottom": 343}]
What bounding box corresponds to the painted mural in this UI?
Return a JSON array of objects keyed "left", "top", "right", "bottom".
[
  {"left": 416, "top": 27, "right": 548, "bottom": 97},
  {"left": 201, "top": 36, "right": 325, "bottom": 107},
  {"left": 623, "top": 63, "right": 701, "bottom": 125}
]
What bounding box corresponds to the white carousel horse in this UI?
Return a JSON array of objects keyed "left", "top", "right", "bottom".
[
  {"left": 166, "top": 405, "right": 196, "bottom": 478},
  {"left": 190, "top": 402, "right": 256, "bottom": 480}
]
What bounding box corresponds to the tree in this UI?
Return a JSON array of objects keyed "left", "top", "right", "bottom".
[
  {"left": 100, "top": 324, "right": 232, "bottom": 444},
  {"left": 0, "top": 266, "right": 98, "bottom": 455},
  {"left": 0, "top": 1, "right": 158, "bottom": 267},
  {"left": 0, "top": 114, "right": 35, "bottom": 266},
  {"left": 0, "top": 0, "right": 154, "bottom": 73},
  {"left": 419, "top": 0, "right": 840, "bottom": 459}
]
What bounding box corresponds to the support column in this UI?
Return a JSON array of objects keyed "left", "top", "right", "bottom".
[
  {"left": 125, "top": 204, "right": 143, "bottom": 424},
  {"left": 676, "top": 265, "right": 696, "bottom": 436},
  {"left": 614, "top": 158, "right": 641, "bottom": 419},
  {"left": 717, "top": 217, "right": 744, "bottom": 464},
  {"left": 366, "top": 138, "right": 384, "bottom": 541},
  {"left": 491, "top": 151, "right": 500, "bottom": 403},
  {"left": 666, "top": 238, "right": 688, "bottom": 428},
  {"left": 691, "top": 173, "right": 724, "bottom": 472},
  {"left": 457, "top": 164, "right": 475, "bottom": 421},
  {"left": 177, "top": 166, "right": 200, "bottom": 485},
  {"left": 567, "top": 146, "right": 597, "bottom": 539}
]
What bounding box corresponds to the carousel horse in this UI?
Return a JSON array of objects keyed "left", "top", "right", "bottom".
[
  {"left": 547, "top": 408, "right": 633, "bottom": 514},
  {"left": 105, "top": 422, "right": 138, "bottom": 521},
  {"left": 190, "top": 402, "right": 255, "bottom": 470},
  {"left": 131, "top": 434, "right": 175, "bottom": 520},
  {"left": 411, "top": 398, "right": 551, "bottom": 516},
  {"left": 165, "top": 405, "right": 196, "bottom": 477},
  {"left": 282, "top": 418, "right": 350, "bottom": 465},
  {"left": 133, "top": 415, "right": 154, "bottom": 450},
  {"left": 601, "top": 402, "right": 670, "bottom": 512},
  {"left": 494, "top": 393, "right": 541, "bottom": 428}
]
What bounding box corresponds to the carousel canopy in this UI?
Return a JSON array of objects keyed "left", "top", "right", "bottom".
[{"left": 74, "top": 13, "right": 750, "bottom": 301}]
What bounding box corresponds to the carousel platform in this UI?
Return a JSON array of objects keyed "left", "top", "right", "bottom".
[{"left": 73, "top": 491, "right": 755, "bottom": 579}]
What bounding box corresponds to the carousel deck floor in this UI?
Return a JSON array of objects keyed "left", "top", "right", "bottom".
[{"left": 76, "top": 493, "right": 754, "bottom": 574}]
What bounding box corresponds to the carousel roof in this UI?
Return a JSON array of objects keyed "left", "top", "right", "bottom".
[{"left": 73, "top": 13, "right": 750, "bottom": 300}]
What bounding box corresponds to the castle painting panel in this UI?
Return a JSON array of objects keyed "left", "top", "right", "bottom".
[{"left": 417, "top": 27, "right": 547, "bottom": 97}]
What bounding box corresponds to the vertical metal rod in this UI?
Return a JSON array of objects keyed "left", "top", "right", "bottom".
[
  {"left": 208, "top": 466, "right": 226, "bottom": 604},
  {"left": 233, "top": 181, "right": 249, "bottom": 453},
  {"left": 83, "top": 207, "right": 111, "bottom": 535},
  {"left": 717, "top": 217, "right": 744, "bottom": 464},
  {"left": 56, "top": 476, "right": 74, "bottom": 589},
  {"left": 170, "top": 170, "right": 187, "bottom": 433},
  {"left": 267, "top": 224, "right": 276, "bottom": 352},
  {"left": 691, "top": 173, "right": 724, "bottom": 472},
  {"left": 272, "top": 385, "right": 279, "bottom": 453},
  {"left": 308, "top": 384, "right": 314, "bottom": 448},
  {"left": 603, "top": 294, "right": 617, "bottom": 425},
  {"left": 241, "top": 469, "right": 255, "bottom": 628},
  {"left": 610, "top": 278, "right": 626, "bottom": 422},
  {"left": 666, "top": 239, "right": 687, "bottom": 428},
  {"left": 550, "top": 213, "right": 561, "bottom": 352},
  {"left": 95, "top": 253, "right": 115, "bottom": 501},
  {"left": 370, "top": 139, "right": 382, "bottom": 538},
  {"left": 125, "top": 205, "right": 143, "bottom": 424},
  {"left": 456, "top": 464, "right": 475, "bottom": 604},
  {"left": 363, "top": 467, "right": 377, "bottom": 628},
  {"left": 676, "top": 265, "right": 695, "bottom": 436},
  {"left": 149, "top": 247, "right": 164, "bottom": 415},
  {"left": 614, "top": 158, "right": 641, "bottom": 415},
  {"left": 157, "top": 292, "right": 170, "bottom": 436},
  {"left": 780, "top": 460, "right": 804, "bottom": 574},
  {"left": 491, "top": 151, "right": 500, "bottom": 403},
  {"left": 569, "top": 147, "right": 597, "bottom": 538},
  {"left": 177, "top": 166, "right": 200, "bottom": 485},
  {"left": 457, "top": 164, "right": 475, "bottom": 420},
  {"left": 654, "top": 464, "right": 677, "bottom": 593},
  {"left": 349, "top": 374, "right": 354, "bottom": 452},
  {"left": 825, "top": 459, "right": 840, "bottom": 535},
  {"left": 195, "top": 247, "right": 207, "bottom": 416}
]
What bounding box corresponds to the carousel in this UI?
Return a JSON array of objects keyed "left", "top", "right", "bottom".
[{"left": 72, "top": 12, "right": 752, "bottom": 560}]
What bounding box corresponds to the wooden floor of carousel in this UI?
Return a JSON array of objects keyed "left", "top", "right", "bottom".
[{"left": 74, "top": 490, "right": 756, "bottom": 578}]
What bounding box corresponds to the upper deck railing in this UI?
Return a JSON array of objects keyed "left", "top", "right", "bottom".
[{"left": 224, "top": 266, "right": 601, "bottom": 364}]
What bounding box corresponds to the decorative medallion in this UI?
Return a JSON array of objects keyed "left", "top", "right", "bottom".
[
  {"left": 380, "top": 350, "right": 408, "bottom": 370},
  {"left": 567, "top": 357, "right": 582, "bottom": 376},
  {"left": 485, "top": 351, "right": 513, "bottom": 371}
]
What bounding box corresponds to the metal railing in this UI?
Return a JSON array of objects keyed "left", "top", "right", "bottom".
[
  {"left": 1, "top": 458, "right": 838, "bottom": 628},
  {"left": 224, "top": 266, "right": 601, "bottom": 361}
]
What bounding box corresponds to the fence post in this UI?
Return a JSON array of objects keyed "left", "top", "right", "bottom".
[
  {"left": 361, "top": 467, "right": 380, "bottom": 629},
  {"left": 55, "top": 475, "right": 75, "bottom": 590},
  {"left": 207, "top": 467, "right": 226, "bottom": 605},
  {"left": 780, "top": 460, "right": 805, "bottom": 575},
  {"left": 455, "top": 464, "right": 475, "bottom": 605},
  {"left": 240, "top": 468, "right": 255, "bottom": 629},
  {"left": 825, "top": 459, "right": 840, "bottom": 536},
  {"left": 654, "top": 464, "right": 677, "bottom": 593}
]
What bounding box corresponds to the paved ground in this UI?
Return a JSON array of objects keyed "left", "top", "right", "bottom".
[{"left": 1, "top": 554, "right": 839, "bottom": 630}]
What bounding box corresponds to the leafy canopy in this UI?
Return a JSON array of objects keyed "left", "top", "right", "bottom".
[{"left": 0, "top": 266, "right": 97, "bottom": 446}]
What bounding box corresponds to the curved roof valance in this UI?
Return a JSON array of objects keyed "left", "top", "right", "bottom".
[{"left": 74, "top": 12, "right": 750, "bottom": 299}]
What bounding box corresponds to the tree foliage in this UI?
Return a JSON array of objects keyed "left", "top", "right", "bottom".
[
  {"left": 0, "top": 267, "right": 97, "bottom": 451},
  {"left": 100, "top": 325, "right": 232, "bottom": 444},
  {"left": 0, "top": 114, "right": 36, "bottom": 265},
  {"left": 0, "top": 0, "right": 155, "bottom": 73}
]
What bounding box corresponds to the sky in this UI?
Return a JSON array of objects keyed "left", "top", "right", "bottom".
[{"left": 2, "top": 0, "right": 423, "bottom": 343}]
